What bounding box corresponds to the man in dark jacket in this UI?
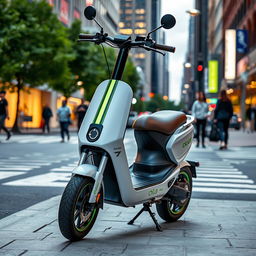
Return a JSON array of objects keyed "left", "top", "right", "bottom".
[
  {"left": 42, "top": 105, "right": 53, "bottom": 133},
  {"left": 76, "top": 99, "right": 88, "bottom": 131},
  {"left": 0, "top": 91, "right": 11, "bottom": 140}
]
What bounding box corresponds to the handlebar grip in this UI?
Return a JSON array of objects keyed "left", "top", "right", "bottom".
[
  {"left": 154, "top": 43, "right": 176, "bottom": 53},
  {"left": 78, "top": 33, "right": 95, "bottom": 39}
]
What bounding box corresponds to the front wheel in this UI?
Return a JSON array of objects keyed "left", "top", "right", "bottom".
[
  {"left": 58, "top": 175, "right": 100, "bottom": 241},
  {"left": 156, "top": 167, "right": 192, "bottom": 222}
]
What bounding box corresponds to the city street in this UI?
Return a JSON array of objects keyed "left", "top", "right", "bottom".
[
  {"left": 1, "top": 130, "right": 256, "bottom": 219},
  {"left": 0, "top": 129, "right": 256, "bottom": 255}
]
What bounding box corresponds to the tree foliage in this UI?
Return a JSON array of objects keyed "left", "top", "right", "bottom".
[
  {"left": 61, "top": 20, "right": 140, "bottom": 100},
  {"left": 133, "top": 94, "right": 184, "bottom": 113},
  {"left": 0, "top": 0, "right": 72, "bottom": 131},
  {"left": 0, "top": 0, "right": 140, "bottom": 133}
]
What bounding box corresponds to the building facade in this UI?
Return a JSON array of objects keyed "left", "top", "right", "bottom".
[
  {"left": 119, "top": 0, "right": 152, "bottom": 97},
  {"left": 222, "top": 0, "right": 256, "bottom": 120},
  {"left": 119, "top": 0, "right": 169, "bottom": 98}
]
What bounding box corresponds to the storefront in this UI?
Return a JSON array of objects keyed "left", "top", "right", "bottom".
[
  {"left": 5, "top": 87, "right": 84, "bottom": 129},
  {"left": 227, "top": 49, "right": 256, "bottom": 118}
]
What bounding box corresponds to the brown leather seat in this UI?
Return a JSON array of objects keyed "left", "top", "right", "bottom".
[{"left": 132, "top": 110, "right": 187, "bottom": 135}]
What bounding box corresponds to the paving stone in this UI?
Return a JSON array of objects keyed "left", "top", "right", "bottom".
[
  {"left": 63, "top": 240, "right": 127, "bottom": 255},
  {"left": 148, "top": 236, "right": 229, "bottom": 248},
  {"left": 3, "top": 239, "right": 68, "bottom": 251},
  {"left": 0, "top": 239, "right": 15, "bottom": 249},
  {"left": 0, "top": 249, "right": 27, "bottom": 256},
  {"left": 123, "top": 243, "right": 184, "bottom": 256},
  {"left": 0, "top": 231, "right": 50, "bottom": 240},
  {"left": 24, "top": 250, "right": 101, "bottom": 256},
  {"left": 185, "top": 247, "right": 256, "bottom": 256},
  {"left": 184, "top": 229, "right": 237, "bottom": 239},
  {"left": 229, "top": 239, "right": 256, "bottom": 249}
]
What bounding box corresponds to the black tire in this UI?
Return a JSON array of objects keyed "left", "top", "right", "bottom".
[
  {"left": 156, "top": 167, "right": 192, "bottom": 222},
  {"left": 58, "top": 175, "right": 100, "bottom": 241}
]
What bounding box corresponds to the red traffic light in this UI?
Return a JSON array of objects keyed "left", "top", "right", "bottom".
[
  {"left": 197, "top": 64, "right": 203, "bottom": 72},
  {"left": 197, "top": 65, "right": 203, "bottom": 72}
]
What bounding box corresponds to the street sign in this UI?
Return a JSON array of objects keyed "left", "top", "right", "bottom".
[{"left": 236, "top": 30, "right": 248, "bottom": 54}]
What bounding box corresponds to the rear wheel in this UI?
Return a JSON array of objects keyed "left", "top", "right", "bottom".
[
  {"left": 58, "top": 175, "right": 100, "bottom": 241},
  {"left": 156, "top": 167, "right": 192, "bottom": 222}
]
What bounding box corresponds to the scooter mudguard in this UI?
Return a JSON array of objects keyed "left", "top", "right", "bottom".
[{"left": 72, "top": 164, "right": 98, "bottom": 179}]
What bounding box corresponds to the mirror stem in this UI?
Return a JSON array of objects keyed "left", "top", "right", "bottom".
[
  {"left": 147, "top": 25, "right": 163, "bottom": 39},
  {"left": 94, "top": 18, "right": 104, "bottom": 34}
]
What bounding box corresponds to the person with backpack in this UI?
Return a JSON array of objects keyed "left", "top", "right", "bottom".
[
  {"left": 192, "top": 91, "right": 208, "bottom": 148},
  {"left": 214, "top": 89, "right": 233, "bottom": 150},
  {"left": 57, "top": 100, "right": 71, "bottom": 143},
  {"left": 42, "top": 105, "right": 53, "bottom": 133}
]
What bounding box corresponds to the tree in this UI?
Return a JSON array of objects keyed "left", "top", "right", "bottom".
[
  {"left": 132, "top": 94, "right": 184, "bottom": 113},
  {"left": 62, "top": 20, "right": 139, "bottom": 100},
  {"left": 122, "top": 57, "right": 140, "bottom": 93},
  {"left": 0, "top": 0, "right": 72, "bottom": 132}
]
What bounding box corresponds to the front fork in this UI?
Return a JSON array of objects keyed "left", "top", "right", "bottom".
[{"left": 78, "top": 151, "right": 108, "bottom": 204}]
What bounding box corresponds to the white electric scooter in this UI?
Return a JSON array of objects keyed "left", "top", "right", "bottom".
[{"left": 58, "top": 6, "right": 198, "bottom": 241}]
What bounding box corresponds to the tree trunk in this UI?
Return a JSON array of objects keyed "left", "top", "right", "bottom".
[{"left": 11, "top": 78, "right": 22, "bottom": 133}]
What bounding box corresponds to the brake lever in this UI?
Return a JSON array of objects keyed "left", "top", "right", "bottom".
[{"left": 142, "top": 46, "right": 166, "bottom": 56}]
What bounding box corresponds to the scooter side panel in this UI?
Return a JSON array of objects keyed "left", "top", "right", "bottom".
[
  {"left": 166, "top": 117, "right": 194, "bottom": 164},
  {"left": 78, "top": 79, "right": 133, "bottom": 146}
]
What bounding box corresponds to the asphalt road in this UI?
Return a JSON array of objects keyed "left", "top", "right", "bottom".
[{"left": 0, "top": 129, "right": 256, "bottom": 219}]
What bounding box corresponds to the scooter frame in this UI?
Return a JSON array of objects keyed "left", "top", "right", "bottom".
[{"left": 73, "top": 78, "right": 194, "bottom": 207}]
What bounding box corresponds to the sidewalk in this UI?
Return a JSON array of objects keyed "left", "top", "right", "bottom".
[
  {"left": 208, "top": 129, "right": 256, "bottom": 147},
  {"left": 0, "top": 196, "right": 256, "bottom": 256}
]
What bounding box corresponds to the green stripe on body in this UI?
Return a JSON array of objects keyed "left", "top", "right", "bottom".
[{"left": 93, "top": 80, "right": 118, "bottom": 124}]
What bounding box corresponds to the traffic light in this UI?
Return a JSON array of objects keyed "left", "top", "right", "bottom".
[
  {"left": 196, "top": 61, "right": 204, "bottom": 81},
  {"left": 197, "top": 64, "right": 203, "bottom": 72}
]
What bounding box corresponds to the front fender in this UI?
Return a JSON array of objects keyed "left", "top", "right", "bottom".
[
  {"left": 72, "top": 164, "right": 98, "bottom": 180},
  {"left": 72, "top": 164, "right": 104, "bottom": 209}
]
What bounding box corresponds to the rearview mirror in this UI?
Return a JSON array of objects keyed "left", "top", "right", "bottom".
[
  {"left": 161, "top": 14, "right": 176, "bottom": 29},
  {"left": 84, "top": 6, "right": 96, "bottom": 20}
]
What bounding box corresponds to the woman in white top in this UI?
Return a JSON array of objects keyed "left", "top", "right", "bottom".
[{"left": 192, "top": 92, "right": 208, "bottom": 148}]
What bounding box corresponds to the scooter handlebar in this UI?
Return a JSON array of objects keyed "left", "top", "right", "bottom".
[
  {"left": 78, "top": 33, "right": 96, "bottom": 39},
  {"left": 153, "top": 43, "right": 176, "bottom": 53}
]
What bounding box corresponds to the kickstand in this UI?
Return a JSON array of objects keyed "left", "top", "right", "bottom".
[{"left": 127, "top": 203, "right": 162, "bottom": 231}]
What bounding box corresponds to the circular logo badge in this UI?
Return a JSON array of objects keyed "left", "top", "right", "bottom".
[{"left": 88, "top": 127, "right": 100, "bottom": 141}]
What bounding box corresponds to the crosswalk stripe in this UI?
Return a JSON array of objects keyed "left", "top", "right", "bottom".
[
  {"left": 0, "top": 167, "right": 33, "bottom": 171},
  {"left": 0, "top": 172, "right": 26, "bottom": 179},
  {"left": 194, "top": 182, "right": 256, "bottom": 189},
  {"left": 198, "top": 167, "right": 237, "bottom": 170},
  {"left": 197, "top": 174, "right": 248, "bottom": 178},
  {"left": 198, "top": 171, "right": 243, "bottom": 174},
  {"left": 195, "top": 178, "right": 254, "bottom": 183},
  {"left": 193, "top": 187, "right": 256, "bottom": 194}
]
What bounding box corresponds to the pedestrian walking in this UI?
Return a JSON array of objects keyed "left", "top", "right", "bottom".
[
  {"left": 192, "top": 91, "right": 208, "bottom": 148},
  {"left": 246, "top": 104, "right": 255, "bottom": 133},
  {"left": 57, "top": 100, "right": 71, "bottom": 143},
  {"left": 0, "top": 90, "right": 11, "bottom": 140},
  {"left": 42, "top": 105, "right": 53, "bottom": 133},
  {"left": 214, "top": 89, "right": 233, "bottom": 150},
  {"left": 76, "top": 99, "right": 88, "bottom": 131}
]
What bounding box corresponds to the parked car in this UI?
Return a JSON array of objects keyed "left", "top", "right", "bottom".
[
  {"left": 229, "top": 114, "right": 241, "bottom": 130},
  {"left": 127, "top": 111, "right": 138, "bottom": 128}
]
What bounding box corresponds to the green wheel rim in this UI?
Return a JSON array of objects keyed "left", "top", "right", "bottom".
[
  {"left": 169, "top": 171, "right": 190, "bottom": 215},
  {"left": 74, "top": 183, "right": 97, "bottom": 232}
]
